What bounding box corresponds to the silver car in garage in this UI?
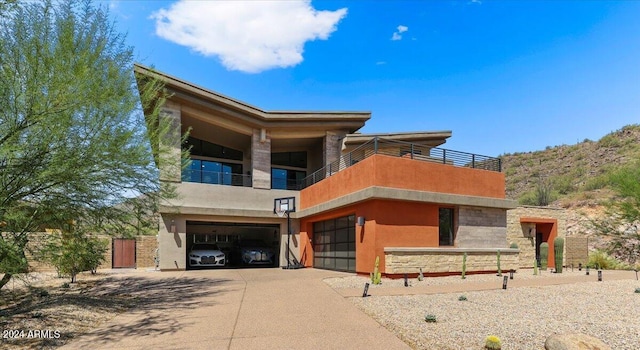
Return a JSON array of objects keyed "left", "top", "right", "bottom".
[
  {"left": 238, "top": 239, "right": 275, "bottom": 266},
  {"left": 189, "top": 243, "right": 225, "bottom": 267}
]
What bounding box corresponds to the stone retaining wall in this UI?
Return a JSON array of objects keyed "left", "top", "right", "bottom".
[{"left": 384, "top": 248, "right": 519, "bottom": 275}]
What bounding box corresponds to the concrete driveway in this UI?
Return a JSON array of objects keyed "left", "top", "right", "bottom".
[{"left": 61, "top": 268, "right": 410, "bottom": 350}]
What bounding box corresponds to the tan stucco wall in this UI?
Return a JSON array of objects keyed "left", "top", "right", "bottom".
[
  {"left": 163, "top": 182, "right": 299, "bottom": 217},
  {"left": 158, "top": 213, "right": 300, "bottom": 270}
]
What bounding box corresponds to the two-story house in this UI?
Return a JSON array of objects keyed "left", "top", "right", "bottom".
[{"left": 135, "top": 64, "right": 519, "bottom": 276}]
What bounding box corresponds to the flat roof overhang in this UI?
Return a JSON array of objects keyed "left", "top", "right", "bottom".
[
  {"left": 344, "top": 131, "right": 452, "bottom": 148},
  {"left": 296, "top": 186, "right": 518, "bottom": 218},
  {"left": 135, "top": 64, "right": 371, "bottom": 134}
]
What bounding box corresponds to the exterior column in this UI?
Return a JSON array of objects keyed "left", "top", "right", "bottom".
[
  {"left": 158, "top": 103, "right": 182, "bottom": 183},
  {"left": 323, "top": 131, "right": 342, "bottom": 176},
  {"left": 158, "top": 214, "right": 186, "bottom": 271},
  {"left": 252, "top": 128, "right": 271, "bottom": 189}
]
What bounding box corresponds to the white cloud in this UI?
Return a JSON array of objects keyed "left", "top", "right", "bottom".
[
  {"left": 151, "top": 1, "right": 347, "bottom": 73},
  {"left": 391, "top": 25, "right": 408, "bottom": 41}
]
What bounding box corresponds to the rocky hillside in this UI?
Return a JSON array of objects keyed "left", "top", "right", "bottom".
[
  {"left": 501, "top": 124, "right": 640, "bottom": 241},
  {"left": 502, "top": 124, "right": 640, "bottom": 205}
]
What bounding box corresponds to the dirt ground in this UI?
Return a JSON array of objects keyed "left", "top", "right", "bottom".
[{"left": 0, "top": 272, "right": 135, "bottom": 349}]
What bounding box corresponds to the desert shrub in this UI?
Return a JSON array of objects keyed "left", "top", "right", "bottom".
[
  {"left": 41, "top": 231, "right": 108, "bottom": 283},
  {"left": 583, "top": 174, "right": 610, "bottom": 191},
  {"left": 552, "top": 175, "right": 574, "bottom": 195},
  {"left": 518, "top": 191, "right": 537, "bottom": 206},
  {"left": 424, "top": 314, "right": 437, "bottom": 323},
  {"left": 518, "top": 185, "right": 558, "bottom": 206},
  {"left": 458, "top": 295, "right": 467, "bottom": 301},
  {"left": 588, "top": 250, "right": 628, "bottom": 270},
  {"left": 598, "top": 133, "right": 623, "bottom": 148},
  {"left": 635, "top": 288, "right": 640, "bottom": 294}
]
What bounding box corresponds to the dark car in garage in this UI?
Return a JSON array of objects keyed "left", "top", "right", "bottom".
[{"left": 234, "top": 239, "right": 276, "bottom": 266}]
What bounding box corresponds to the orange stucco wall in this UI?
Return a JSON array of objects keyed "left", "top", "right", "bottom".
[
  {"left": 299, "top": 199, "right": 441, "bottom": 274},
  {"left": 300, "top": 154, "right": 505, "bottom": 210},
  {"left": 520, "top": 217, "right": 558, "bottom": 269}
]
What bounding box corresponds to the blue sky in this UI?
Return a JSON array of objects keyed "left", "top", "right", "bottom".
[{"left": 110, "top": 0, "right": 640, "bottom": 157}]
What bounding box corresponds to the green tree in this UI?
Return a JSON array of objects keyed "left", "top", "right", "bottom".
[
  {"left": 40, "top": 224, "right": 108, "bottom": 283},
  {"left": 0, "top": 0, "right": 181, "bottom": 289},
  {"left": 591, "top": 161, "right": 640, "bottom": 265}
]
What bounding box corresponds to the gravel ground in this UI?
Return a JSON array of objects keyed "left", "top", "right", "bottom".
[
  {"left": 0, "top": 272, "right": 134, "bottom": 349},
  {"left": 324, "top": 273, "right": 640, "bottom": 349},
  {"left": 323, "top": 269, "right": 594, "bottom": 289}
]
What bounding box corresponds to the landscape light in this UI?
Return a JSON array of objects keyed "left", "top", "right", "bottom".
[{"left": 362, "top": 283, "right": 370, "bottom": 297}]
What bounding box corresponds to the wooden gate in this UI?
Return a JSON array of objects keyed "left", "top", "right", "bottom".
[{"left": 112, "top": 238, "right": 136, "bottom": 268}]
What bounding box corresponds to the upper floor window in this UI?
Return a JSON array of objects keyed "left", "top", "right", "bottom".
[
  {"left": 184, "top": 137, "right": 243, "bottom": 161},
  {"left": 271, "top": 168, "right": 306, "bottom": 190},
  {"left": 182, "top": 159, "right": 244, "bottom": 186},
  {"left": 271, "top": 151, "right": 307, "bottom": 168}
]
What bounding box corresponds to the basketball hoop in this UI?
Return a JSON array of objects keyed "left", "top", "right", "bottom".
[
  {"left": 273, "top": 197, "right": 295, "bottom": 216},
  {"left": 273, "top": 196, "right": 300, "bottom": 269}
]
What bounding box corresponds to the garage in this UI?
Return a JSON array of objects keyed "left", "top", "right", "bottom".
[
  {"left": 186, "top": 221, "right": 281, "bottom": 269},
  {"left": 313, "top": 215, "right": 356, "bottom": 272}
]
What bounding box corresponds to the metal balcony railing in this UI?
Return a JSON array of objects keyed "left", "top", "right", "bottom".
[
  {"left": 298, "top": 137, "right": 501, "bottom": 190},
  {"left": 182, "top": 170, "right": 252, "bottom": 187}
]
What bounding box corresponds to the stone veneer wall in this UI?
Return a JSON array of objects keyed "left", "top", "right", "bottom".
[
  {"left": 385, "top": 248, "right": 519, "bottom": 275},
  {"left": 251, "top": 128, "right": 271, "bottom": 189},
  {"left": 456, "top": 207, "right": 508, "bottom": 248},
  {"left": 22, "top": 232, "right": 112, "bottom": 272},
  {"left": 135, "top": 235, "right": 158, "bottom": 268},
  {"left": 22, "top": 233, "right": 157, "bottom": 271},
  {"left": 506, "top": 206, "right": 567, "bottom": 268},
  {"left": 565, "top": 236, "right": 589, "bottom": 267}
]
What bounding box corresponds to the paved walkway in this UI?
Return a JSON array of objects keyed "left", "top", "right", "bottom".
[
  {"left": 60, "top": 268, "right": 639, "bottom": 349},
  {"left": 61, "top": 268, "right": 411, "bottom": 350}
]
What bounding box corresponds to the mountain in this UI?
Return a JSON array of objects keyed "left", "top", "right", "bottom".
[{"left": 501, "top": 124, "right": 640, "bottom": 206}]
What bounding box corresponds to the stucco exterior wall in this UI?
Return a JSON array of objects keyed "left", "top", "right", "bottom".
[
  {"left": 300, "top": 199, "right": 512, "bottom": 275},
  {"left": 158, "top": 213, "right": 300, "bottom": 271},
  {"left": 300, "top": 154, "right": 507, "bottom": 210},
  {"left": 163, "top": 182, "right": 299, "bottom": 217}
]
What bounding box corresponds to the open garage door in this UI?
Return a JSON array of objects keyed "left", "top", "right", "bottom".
[{"left": 186, "top": 221, "right": 280, "bottom": 269}]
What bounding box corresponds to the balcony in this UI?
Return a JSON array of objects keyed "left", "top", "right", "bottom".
[
  {"left": 182, "top": 169, "right": 252, "bottom": 187},
  {"left": 299, "top": 137, "right": 501, "bottom": 190}
]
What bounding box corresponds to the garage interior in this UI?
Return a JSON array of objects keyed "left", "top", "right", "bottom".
[{"left": 186, "top": 221, "right": 281, "bottom": 269}]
